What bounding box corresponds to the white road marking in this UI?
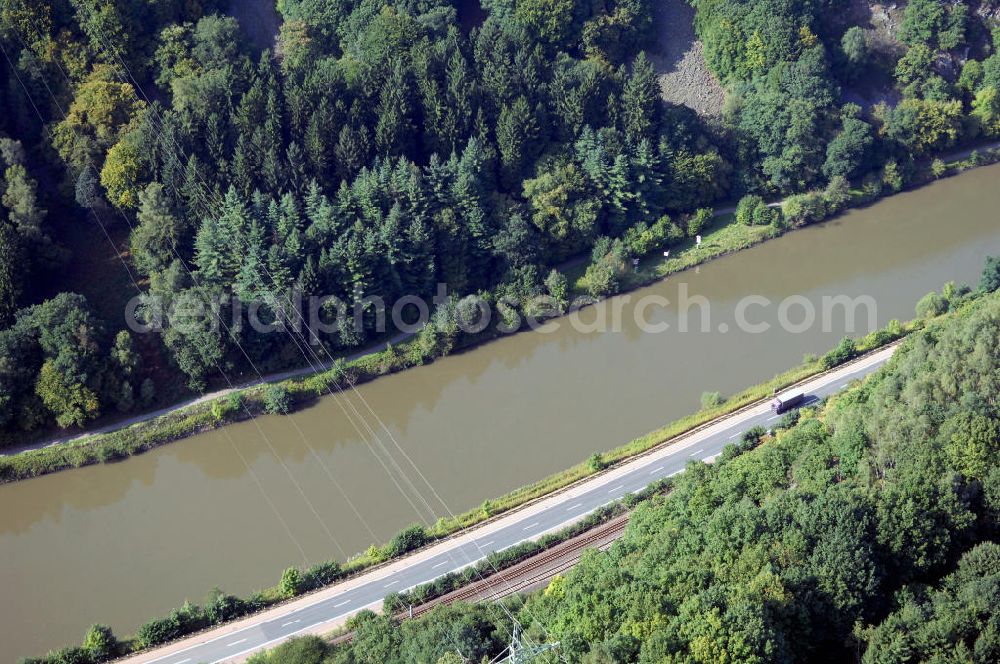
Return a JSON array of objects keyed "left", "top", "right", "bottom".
[
  {"left": 480, "top": 540, "right": 494, "bottom": 547},
  {"left": 767, "top": 414, "right": 779, "bottom": 421},
  {"left": 607, "top": 484, "right": 624, "bottom": 494},
  {"left": 432, "top": 560, "right": 448, "bottom": 568},
  {"left": 566, "top": 502, "right": 583, "bottom": 511},
  {"left": 667, "top": 470, "right": 682, "bottom": 477},
  {"left": 383, "top": 580, "right": 398, "bottom": 587},
  {"left": 227, "top": 639, "right": 247, "bottom": 647},
  {"left": 702, "top": 454, "right": 720, "bottom": 463},
  {"left": 838, "top": 383, "right": 849, "bottom": 388},
  {"left": 523, "top": 522, "right": 539, "bottom": 531},
  {"left": 334, "top": 599, "right": 351, "bottom": 608},
  {"left": 648, "top": 465, "right": 664, "bottom": 475},
  {"left": 175, "top": 659, "right": 191, "bottom": 664},
  {"left": 728, "top": 432, "right": 741, "bottom": 439},
  {"left": 281, "top": 620, "right": 300, "bottom": 627},
  {"left": 688, "top": 448, "right": 704, "bottom": 456}
]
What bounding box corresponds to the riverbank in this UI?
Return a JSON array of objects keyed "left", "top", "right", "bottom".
[{"left": 3, "top": 142, "right": 999, "bottom": 486}]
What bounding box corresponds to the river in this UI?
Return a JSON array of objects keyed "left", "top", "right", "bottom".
[{"left": 4, "top": 164, "right": 1000, "bottom": 660}]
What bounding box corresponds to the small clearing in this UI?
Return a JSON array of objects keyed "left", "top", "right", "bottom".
[{"left": 648, "top": 0, "right": 726, "bottom": 120}]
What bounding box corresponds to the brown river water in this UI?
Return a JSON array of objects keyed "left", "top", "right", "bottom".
[{"left": 4, "top": 164, "right": 1000, "bottom": 660}]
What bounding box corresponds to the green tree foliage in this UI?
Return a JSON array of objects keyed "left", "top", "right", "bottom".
[
  {"left": 734, "top": 47, "right": 838, "bottom": 189},
  {"left": 0, "top": 293, "right": 133, "bottom": 434},
  {"left": 81, "top": 624, "right": 116, "bottom": 661},
  {"left": 621, "top": 52, "right": 661, "bottom": 145},
  {"left": 980, "top": 255, "right": 1000, "bottom": 292},
  {"left": 263, "top": 384, "right": 291, "bottom": 415},
  {"left": 50, "top": 68, "right": 146, "bottom": 180},
  {"left": 385, "top": 524, "right": 430, "bottom": 557},
  {"left": 735, "top": 194, "right": 777, "bottom": 226},
  {"left": 840, "top": 26, "right": 868, "bottom": 79},
  {"left": 863, "top": 542, "right": 1000, "bottom": 662},
  {"left": 898, "top": 0, "right": 966, "bottom": 51},
  {"left": 884, "top": 97, "right": 963, "bottom": 156},
  {"left": 823, "top": 105, "right": 873, "bottom": 179}
]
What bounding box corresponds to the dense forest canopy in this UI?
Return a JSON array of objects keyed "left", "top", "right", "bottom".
[
  {"left": 1, "top": 0, "right": 1000, "bottom": 440},
  {"left": 247, "top": 281, "right": 1000, "bottom": 664}
]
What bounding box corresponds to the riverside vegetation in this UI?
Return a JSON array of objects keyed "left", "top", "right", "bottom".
[
  {"left": 5, "top": 0, "right": 1000, "bottom": 445},
  {"left": 244, "top": 257, "right": 1000, "bottom": 664},
  {"left": 25, "top": 256, "right": 1000, "bottom": 662}
]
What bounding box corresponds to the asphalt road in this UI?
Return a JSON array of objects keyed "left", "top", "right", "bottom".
[{"left": 136, "top": 346, "right": 895, "bottom": 664}]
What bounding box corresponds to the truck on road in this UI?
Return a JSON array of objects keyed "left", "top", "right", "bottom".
[{"left": 770, "top": 389, "right": 805, "bottom": 414}]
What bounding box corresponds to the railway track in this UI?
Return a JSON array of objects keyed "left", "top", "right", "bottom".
[{"left": 331, "top": 513, "right": 630, "bottom": 644}]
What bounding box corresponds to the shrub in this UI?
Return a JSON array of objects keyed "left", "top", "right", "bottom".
[
  {"left": 303, "top": 560, "right": 342, "bottom": 589},
  {"left": 263, "top": 384, "right": 291, "bottom": 415},
  {"left": 882, "top": 160, "right": 904, "bottom": 192},
  {"left": 279, "top": 566, "right": 303, "bottom": 598},
  {"left": 735, "top": 194, "right": 765, "bottom": 226},
  {"left": 931, "top": 158, "right": 947, "bottom": 178},
  {"left": 383, "top": 591, "right": 405, "bottom": 613},
  {"left": 135, "top": 615, "right": 182, "bottom": 649},
  {"left": 385, "top": 524, "right": 430, "bottom": 558},
  {"left": 776, "top": 409, "right": 801, "bottom": 430},
  {"left": 700, "top": 391, "right": 723, "bottom": 409},
  {"left": 823, "top": 176, "right": 851, "bottom": 211},
  {"left": 584, "top": 260, "right": 619, "bottom": 298},
  {"left": 204, "top": 590, "right": 248, "bottom": 625},
  {"left": 687, "top": 208, "right": 713, "bottom": 237},
  {"left": 916, "top": 290, "right": 948, "bottom": 318},
  {"left": 822, "top": 336, "right": 857, "bottom": 369},
  {"left": 980, "top": 255, "right": 1000, "bottom": 292},
  {"left": 740, "top": 425, "right": 767, "bottom": 448},
  {"left": 82, "top": 624, "right": 116, "bottom": 661},
  {"left": 252, "top": 636, "right": 328, "bottom": 664},
  {"left": 544, "top": 269, "right": 568, "bottom": 310},
  {"left": 587, "top": 452, "right": 606, "bottom": 472},
  {"left": 226, "top": 390, "right": 244, "bottom": 411}
]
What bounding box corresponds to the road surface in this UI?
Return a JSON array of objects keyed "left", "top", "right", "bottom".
[{"left": 125, "top": 343, "right": 898, "bottom": 664}]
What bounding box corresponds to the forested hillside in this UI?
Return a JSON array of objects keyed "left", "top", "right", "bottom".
[
  {"left": 2, "top": 0, "right": 1000, "bottom": 441},
  {"left": 249, "top": 282, "right": 1000, "bottom": 663}
]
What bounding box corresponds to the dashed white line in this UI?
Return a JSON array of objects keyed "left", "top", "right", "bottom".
[
  {"left": 565, "top": 502, "right": 583, "bottom": 511},
  {"left": 383, "top": 580, "right": 398, "bottom": 588},
  {"left": 767, "top": 414, "right": 779, "bottom": 421},
  {"left": 702, "top": 454, "right": 720, "bottom": 463},
  {"left": 667, "top": 469, "right": 682, "bottom": 477},
  {"left": 281, "top": 620, "right": 300, "bottom": 627},
  {"left": 728, "top": 432, "right": 741, "bottom": 439},
  {"left": 688, "top": 448, "right": 704, "bottom": 456},
  {"left": 175, "top": 659, "right": 191, "bottom": 664},
  {"left": 432, "top": 560, "right": 448, "bottom": 568},
  {"left": 522, "top": 522, "right": 539, "bottom": 531},
  {"left": 607, "top": 484, "right": 624, "bottom": 494},
  {"left": 648, "top": 465, "right": 664, "bottom": 475},
  {"left": 333, "top": 599, "right": 351, "bottom": 608},
  {"left": 838, "top": 383, "right": 849, "bottom": 388},
  {"left": 227, "top": 639, "right": 247, "bottom": 647},
  {"left": 480, "top": 540, "right": 494, "bottom": 547}
]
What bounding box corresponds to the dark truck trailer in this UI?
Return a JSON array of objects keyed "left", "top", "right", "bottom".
[{"left": 770, "top": 389, "right": 805, "bottom": 414}]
